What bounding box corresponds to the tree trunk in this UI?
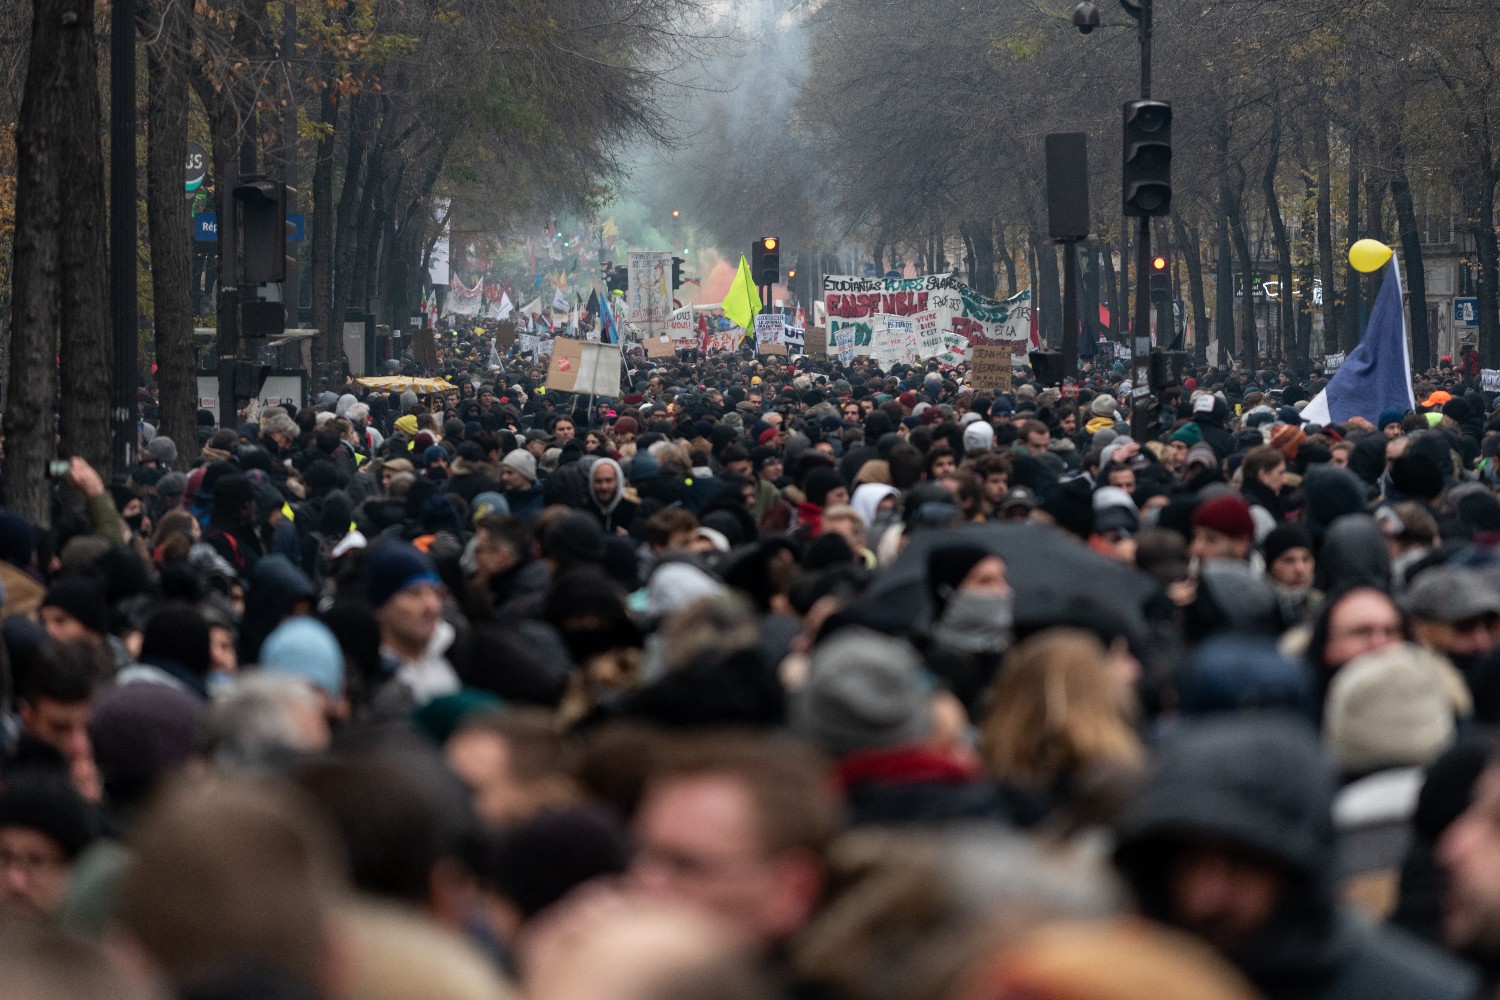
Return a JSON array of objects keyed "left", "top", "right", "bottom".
[
  {"left": 146, "top": 0, "right": 193, "bottom": 469},
  {"left": 56, "top": 0, "right": 111, "bottom": 474},
  {"left": 1390, "top": 144, "right": 1431, "bottom": 368},
  {"left": 1230, "top": 200, "right": 1254, "bottom": 361},
  {"left": 1263, "top": 111, "right": 1297, "bottom": 363},
  {"left": 1297, "top": 170, "right": 1317, "bottom": 361},
  {"left": 349, "top": 100, "right": 396, "bottom": 322},
  {"left": 1315, "top": 121, "right": 1338, "bottom": 361},
  {"left": 1457, "top": 147, "right": 1500, "bottom": 369},
  {"left": 329, "top": 95, "right": 373, "bottom": 380},
  {"left": 1176, "top": 217, "right": 1209, "bottom": 359},
  {"left": 997, "top": 225, "right": 1017, "bottom": 296},
  {"left": 960, "top": 219, "right": 997, "bottom": 297},
  {"left": 1365, "top": 173, "right": 1386, "bottom": 243},
  {"left": 1216, "top": 132, "right": 1237, "bottom": 357},
  {"left": 1344, "top": 129, "right": 1363, "bottom": 352},
  {"left": 310, "top": 88, "right": 340, "bottom": 371},
  {"left": 1030, "top": 219, "right": 1061, "bottom": 349},
  {"left": 5, "top": 0, "right": 78, "bottom": 523}
]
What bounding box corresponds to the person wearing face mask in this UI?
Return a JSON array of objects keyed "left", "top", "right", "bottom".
[{"left": 921, "top": 543, "right": 1014, "bottom": 718}]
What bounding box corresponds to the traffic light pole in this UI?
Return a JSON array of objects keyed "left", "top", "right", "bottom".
[
  {"left": 1124, "top": 0, "right": 1152, "bottom": 98},
  {"left": 1124, "top": 0, "right": 1154, "bottom": 439},
  {"left": 1130, "top": 217, "right": 1152, "bottom": 439},
  {"left": 1062, "top": 239, "right": 1080, "bottom": 377}
]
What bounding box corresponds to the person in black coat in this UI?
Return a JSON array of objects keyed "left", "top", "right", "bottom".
[
  {"left": 1114, "top": 715, "right": 1477, "bottom": 1000},
  {"left": 1190, "top": 394, "right": 1238, "bottom": 460}
]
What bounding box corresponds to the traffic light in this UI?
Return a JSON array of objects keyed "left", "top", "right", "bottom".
[
  {"left": 1122, "top": 100, "right": 1172, "bottom": 217},
  {"left": 234, "top": 176, "right": 290, "bottom": 284},
  {"left": 1149, "top": 255, "right": 1170, "bottom": 305},
  {"left": 671, "top": 256, "right": 685, "bottom": 290},
  {"left": 751, "top": 236, "right": 780, "bottom": 287}
]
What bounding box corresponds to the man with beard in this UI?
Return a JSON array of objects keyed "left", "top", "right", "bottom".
[{"left": 584, "top": 457, "right": 639, "bottom": 536}]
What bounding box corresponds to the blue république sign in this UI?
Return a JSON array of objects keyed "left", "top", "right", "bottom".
[{"left": 193, "top": 213, "right": 305, "bottom": 243}]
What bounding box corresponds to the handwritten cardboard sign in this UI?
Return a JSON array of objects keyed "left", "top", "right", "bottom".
[
  {"left": 804, "top": 327, "right": 828, "bottom": 358},
  {"left": 970, "top": 346, "right": 1013, "bottom": 394}
]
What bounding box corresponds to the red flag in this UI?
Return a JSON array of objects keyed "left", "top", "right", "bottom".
[{"left": 697, "top": 312, "right": 711, "bottom": 354}]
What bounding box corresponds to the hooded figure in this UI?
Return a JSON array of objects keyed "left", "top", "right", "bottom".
[
  {"left": 852, "top": 482, "right": 894, "bottom": 539},
  {"left": 584, "top": 457, "right": 637, "bottom": 535},
  {"left": 1114, "top": 715, "right": 1475, "bottom": 1000},
  {"left": 1314, "top": 514, "right": 1391, "bottom": 593}
]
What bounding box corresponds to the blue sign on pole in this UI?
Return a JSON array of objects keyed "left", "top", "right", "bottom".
[
  {"left": 193, "top": 213, "right": 304, "bottom": 243},
  {"left": 1456, "top": 296, "right": 1480, "bottom": 327}
]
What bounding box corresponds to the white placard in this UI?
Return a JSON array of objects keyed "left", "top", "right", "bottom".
[
  {"left": 627, "top": 251, "right": 671, "bottom": 339},
  {"left": 754, "top": 313, "right": 786, "bottom": 346}
]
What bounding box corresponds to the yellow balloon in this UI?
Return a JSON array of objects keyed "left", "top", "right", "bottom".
[{"left": 1349, "top": 239, "right": 1393, "bottom": 273}]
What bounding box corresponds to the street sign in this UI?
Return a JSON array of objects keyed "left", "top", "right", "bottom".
[
  {"left": 194, "top": 213, "right": 303, "bottom": 243},
  {"left": 1456, "top": 296, "right": 1480, "bottom": 327},
  {"left": 185, "top": 141, "right": 208, "bottom": 193}
]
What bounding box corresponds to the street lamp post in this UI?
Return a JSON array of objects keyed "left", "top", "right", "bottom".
[{"left": 1075, "top": 0, "right": 1157, "bottom": 437}]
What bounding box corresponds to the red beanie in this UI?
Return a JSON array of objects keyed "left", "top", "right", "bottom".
[
  {"left": 758, "top": 427, "right": 780, "bottom": 446},
  {"left": 1269, "top": 424, "right": 1306, "bottom": 462},
  {"left": 898, "top": 391, "right": 917, "bottom": 409},
  {"left": 1192, "top": 494, "right": 1255, "bottom": 541}
]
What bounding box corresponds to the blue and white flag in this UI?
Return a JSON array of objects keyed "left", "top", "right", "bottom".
[
  {"left": 598, "top": 294, "right": 619, "bottom": 345},
  {"left": 1300, "top": 256, "right": 1415, "bottom": 426}
]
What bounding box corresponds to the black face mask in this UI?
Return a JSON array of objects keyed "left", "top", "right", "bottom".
[{"left": 124, "top": 513, "right": 145, "bottom": 533}]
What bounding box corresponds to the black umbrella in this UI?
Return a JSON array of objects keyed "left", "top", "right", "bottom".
[{"left": 859, "top": 522, "right": 1157, "bottom": 640}]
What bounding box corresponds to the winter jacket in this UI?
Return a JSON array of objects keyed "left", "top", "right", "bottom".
[
  {"left": 1193, "top": 412, "right": 1237, "bottom": 460},
  {"left": 833, "top": 744, "right": 1037, "bottom": 828},
  {"left": 1114, "top": 715, "right": 1476, "bottom": 1000},
  {"left": 503, "top": 480, "right": 545, "bottom": 522},
  {"left": 237, "top": 554, "right": 318, "bottom": 664},
  {"left": 445, "top": 461, "right": 503, "bottom": 505}
]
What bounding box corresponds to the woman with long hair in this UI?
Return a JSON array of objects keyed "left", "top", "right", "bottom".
[{"left": 980, "top": 629, "right": 1144, "bottom": 817}]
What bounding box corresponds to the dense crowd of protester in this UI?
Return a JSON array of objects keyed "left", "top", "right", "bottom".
[{"left": 5, "top": 343, "right": 1500, "bottom": 1000}]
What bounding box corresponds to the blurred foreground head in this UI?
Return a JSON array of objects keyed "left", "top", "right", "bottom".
[
  {"left": 116, "top": 777, "right": 344, "bottom": 996},
  {"left": 951, "top": 919, "right": 1259, "bottom": 1000},
  {"left": 0, "top": 922, "right": 149, "bottom": 1000}
]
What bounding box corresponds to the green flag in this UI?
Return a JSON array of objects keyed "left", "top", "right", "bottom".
[{"left": 722, "top": 254, "right": 761, "bottom": 334}]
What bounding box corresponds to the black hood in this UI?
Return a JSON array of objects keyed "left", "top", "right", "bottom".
[
  {"left": 1314, "top": 514, "right": 1390, "bottom": 592},
  {"left": 1114, "top": 714, "right": 1352, "bottom": 988}
]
